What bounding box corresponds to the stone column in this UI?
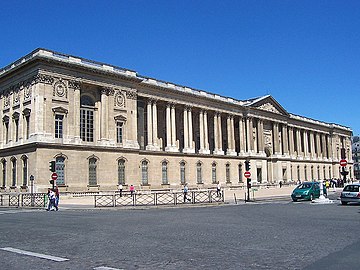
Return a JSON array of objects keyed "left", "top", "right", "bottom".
[
  {"left": 100, "top": 88, "right": 107, "bottom": 140},
  {"left": 257, "top": 119, "right": 264, "bottom": 154},
  {"left": 246, "top": 117, "right": 251, "bottom": 153},
  {"left": 303, "top": 130, "right": 309, "bottom": 157},
  {"left": 165, "top": 104, "right": 171, "bottom": 150},
  {"left": 199, "top": 110, "right": 204, "bottom": 151},
  {"left": 214, "top": 113, "right": 224, "bottom": 155},
  {"left": 171, "top": 105, "right": 177, "bottom": 148},
  {"left": 239, "top": 117, "right": 245, "bottom": 154},
  {"left": 296, "top": 128, "right": 302, "bottom": 156},
  {"left": 183, "top": 107, "right": 188, "bottom": 151},
  {"left": 188, "top": 107, "right": 194, "bottom": 152},
  {"left": 249, "top": 117, "right": 254, "bottom": 152},
  {"left": 321, "top": 134, "right": 327, "bottom": 159},
  {"left": 273, "top": 122, "right": 280, "bottom": 155},
  {"left": 316, "top": 132, "right": 321, "bottom": 158},
  {"left": 282, "top": 124, "right": 289, "bottom": 155},
  {"left": 227, "top": 115, "right": 236, "bottom": 155},
  {"left": 309, "top": 131, "right": 315, "bottom": 158},
  {"left": 73, "top": 86, "right": 81, "bottom": 139},
  {"left": 146, "top": 100, "right": 153, "bottom": 149},
  {"left": 288, "top": 126, "right": 294, "bottom": 155},
  {"left": 213, "top": 113, "right": 218, "bottom": 152},
  {"left": 203, "top": 111, "right": 209, "bottom": 153},
  {"left": 152, "top": 100, "right": 158, "bottom": 147}
]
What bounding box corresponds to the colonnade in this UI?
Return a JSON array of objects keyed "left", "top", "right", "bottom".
[{"left": 143, "top": 98, "right": 335, "bottom": 160}]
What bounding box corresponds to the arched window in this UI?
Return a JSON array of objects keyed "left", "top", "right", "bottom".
[
  {"left": 11, "top": 158, "right": 17, "bottom": 187},
  {"left": 22, "top": 156, "right": 28, "bottom": 186},
  {"left": 2, "top": 160, "right": 6, "bottom": 187},
  {"left": 317, "top": 166, "right": 320, "bottom": 180},
  {"left": 80, "top": 95, "right": 95, "bottom": 142},
  {"left": 141, "top": 160, "right": 148, "bottom": 185},
  {"left": 88, "top": 158, "right": 97, "bottom": 186},
  {"left": 304, "top": 166, "right": 308, "bottom": 181},
  {"left": 212, "top": 163, "right": 217, "bottom": 184},
  {"left": 226, "top": 163, "right": 230, "bottom": 183},
  {"left": 180, "top": 161, "right": 186, "bottom": 184},
  {"left": 118, "top": 159, "right": 125, "bottom": 185},
  {"left": 162, "top": 161, "right": 168, "bottom": 184},
  {"left": 196, "top": 162, "right": 202, "bottom": 184},
  {"left": 56, "top": 157, "right": 65, "bottom": 185}
]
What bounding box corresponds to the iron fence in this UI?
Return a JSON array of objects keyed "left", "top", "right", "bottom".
[
  {"left": 95, "top": 189, "right": 224, "bottom": 208},
  {"left": 0, "top": 193, "right": 47, "bottom": 208}
]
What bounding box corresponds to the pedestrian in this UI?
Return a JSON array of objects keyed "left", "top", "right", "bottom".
[
  {"left": 54, "top": 186, "right": 60, "bottom": 210},
  {"left": 279, "top": 181, "right": 283, "bottom": 188},
  {"left": 130, "top": 184, "right": 135, "bottom": 196},
  {"left": 183, "top": 184, "right": 190, "bottom": 202},
  {"left": 118, "top": 183, "right": 123, "bottom": 197},
  {"left": 47, "top": 189, "right": 58, "bottom": 211},
  {"left": 216, "top": 182, "right": 221, "bottom": 197}
]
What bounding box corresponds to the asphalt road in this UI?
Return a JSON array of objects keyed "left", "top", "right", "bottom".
[{"left": 0, "top": 199, "right": 359, "bottom": 270}]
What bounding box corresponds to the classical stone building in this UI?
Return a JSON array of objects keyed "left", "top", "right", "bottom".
[{"left": 0, "top": 49, "right": 353, "bottom": 193}]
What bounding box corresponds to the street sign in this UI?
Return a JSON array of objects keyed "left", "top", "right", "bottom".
[
  {"left": 51, "top": 172, "right": 58, "bottom": 181},
  {"left": 340, "top": 159, "right": 347, "bottom": 167},
  {"left": 244, "top": 171, "right": 251, "bottom": 178}
]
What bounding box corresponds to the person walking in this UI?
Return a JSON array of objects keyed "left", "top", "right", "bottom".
[
  {"left": 54, "top": 186, "right": 60, "bottom": 210},
  {"left": 118, "top": 184, "right": 123, "bottom": 197},
  {"left": 47, "top": 189, "right": 58, "bottom": 211},
  {"left": 130, "top": 185, "right": 135, "bottom": 196},
  {"left": 183, "top": 184, "right": 190, "bottom": 202},
  {"left": 216, "top": 182, "right": 221, "bottom": 197}
]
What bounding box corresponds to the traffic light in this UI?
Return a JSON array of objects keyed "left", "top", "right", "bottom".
[
  {"left": 49, "top": 180, "right": 54, "bottom": 188},
  {"left": 49, "top": 161, "right": 55, "bottom": 172},
  {"left": 245, "top": 160, "right": 250, "bottom": 171},
  {"left": 247, "top": 178, "right": 251, "bottom": 188}
]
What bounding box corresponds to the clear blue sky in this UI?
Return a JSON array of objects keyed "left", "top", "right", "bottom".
[{"left": 1, "top": 0, "right": 359, "bottom": 135}]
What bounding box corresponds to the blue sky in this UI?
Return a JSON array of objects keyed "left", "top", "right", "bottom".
[{"left": 1, "top": 0, "right": 359, "bottom": 135}]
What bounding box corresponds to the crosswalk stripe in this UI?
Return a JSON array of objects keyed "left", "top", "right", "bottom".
[
  {"left": 0, "top": 247, "right": 69, "bottom": 262},
  {"left": 94, "top": 267, "right": 124, "bottom": 270}
]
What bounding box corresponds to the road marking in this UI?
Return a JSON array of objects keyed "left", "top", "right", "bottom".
[
  {"left": 0, "top": 209, "right": 41, "bottom": 215},
  {"left": 94, "top": 267, "right": 124, "bottom": 270},
  {"left": 0, "top": 247, "right": 69, "bottom": 262}
]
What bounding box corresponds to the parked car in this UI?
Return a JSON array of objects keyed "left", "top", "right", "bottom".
[
  {"left": 340, "top": 183, "right": 360, "bottom": 205},
  {"left": 291, "top": 182, "right": 327, "bottom": 202}
]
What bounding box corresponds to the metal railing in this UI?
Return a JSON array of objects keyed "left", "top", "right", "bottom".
[
  {"left": 95, "top": 189, "right": 224, "bottom": 208},
  {"left": 0, "top": 193, "right": 47, "bottom": 208}
]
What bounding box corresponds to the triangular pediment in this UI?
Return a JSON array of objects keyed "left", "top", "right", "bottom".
[{"left": 246, "top": 95, "right": 288, "bottom": 116}]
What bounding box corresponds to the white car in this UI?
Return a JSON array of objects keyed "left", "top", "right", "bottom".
[{"left": 340, "top": 183, "right": 360, "bottom": 205}]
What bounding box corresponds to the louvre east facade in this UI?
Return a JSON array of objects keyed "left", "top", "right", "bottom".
[{"left": 0, "top": 49, "right": 353, "bottom": 193}]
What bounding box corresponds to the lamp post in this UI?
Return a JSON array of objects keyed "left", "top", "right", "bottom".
[{"left": 30, "top": 175, "right": 34, "bottom": 206}]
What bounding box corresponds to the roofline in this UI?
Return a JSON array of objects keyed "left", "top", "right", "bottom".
[{"left": 0, "top": 48, "right": 352, "bottom": 133}]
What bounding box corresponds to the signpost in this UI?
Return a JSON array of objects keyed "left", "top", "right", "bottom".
[
  {"left": 340, "top": 159, "right": 347, "bottom": 167},
  {"left": 50, "top": 173, "right": 57, "bottom": 189},
  {"left": 244, "top": 171, "right": 251, "bottom": 202},
  {"left": 51, "top": 172, "right": 58, "bottom": 181}
]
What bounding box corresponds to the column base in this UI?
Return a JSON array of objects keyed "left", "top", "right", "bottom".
[
  {"left": 214, "top": 150, "right": 224, "bottom": 155},
  {"left": 146, "top": 145, "right": 161, "bottom": 151},
  {"left": 226, "top": 150, "right": 237, "bottom": 156},
  {"left": 199, "top": 149, "right": 210, "bottom": 155},
  {"left": 183, "top": 148, "right": 195, "bottom": 154},
  {"left": 165, "top": 146, "right": 179, "bottom": 152}
]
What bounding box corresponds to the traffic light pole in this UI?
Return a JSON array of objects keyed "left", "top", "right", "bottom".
[{"left": 247, "top": 178, "right": 251, "bottom": 202}]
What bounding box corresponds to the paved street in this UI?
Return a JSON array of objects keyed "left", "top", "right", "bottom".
[{"left": 0, "top": 197, "right": 359, "bottom": 270}]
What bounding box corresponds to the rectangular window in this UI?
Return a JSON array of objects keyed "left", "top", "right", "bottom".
[
  {"left": 5, "top": 122, "right": 9, "bottom": 143},
  {"left": 55, "top": 114, "right": 64, "bottom": 139},
  {"left": 22, "top": 159, "right": 28, "bottom": 186},
  {"left": 2, "top": 162, "right": 6, "bottom": 187},
  {"left": 80, "top": 109, "right": 94, "bottom": 142},
  {"left": 12, "top": 160, "right": 16, "bottom": 187},
  {"left": 15, "top": 119, "right": 19, "bottom": 142},
  {"left": 25, "top": 116, "right": 30, "bottom": 139},
  {"left": 116, "top": 122, "right": 123, "bottom": 144},
  {"left": 162, "top": 163, "right": 168, "bottom": 184}
]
